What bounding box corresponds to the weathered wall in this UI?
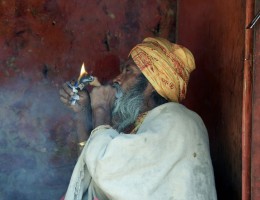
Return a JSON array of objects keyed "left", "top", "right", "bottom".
[
  {"left": 0, "top": 0, "right": 177, "bottom": 199},
  {"left": 252, "top": 2, "right": 260, "bottom": 199},
  {"left": 0, "top": 0, "right": 177, "bottom": 84},
  {"left": 178, "top": 1, "right": 245, "bottom": 199}
]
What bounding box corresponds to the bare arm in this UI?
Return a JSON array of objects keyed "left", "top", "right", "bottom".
[
  {"left": 90, "top": 85, "right": 116, "bottom": 128},
  {"left": 59, "top": 83, "right": 116, "bottom": 150},
  {"left": 74, "top": 106, "right": 92, "bottom": 142},
  {"left": 59, "top": 83, "right": 92, "bottom": 149}
]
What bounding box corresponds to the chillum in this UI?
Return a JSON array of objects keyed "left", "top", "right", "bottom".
[{"left": 67, "top": 74, "right": 95, "bottom": 105}]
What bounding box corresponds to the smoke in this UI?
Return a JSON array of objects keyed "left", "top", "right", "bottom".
[{"left": 0, "top": 77, "right": 79, "bottom": 200}]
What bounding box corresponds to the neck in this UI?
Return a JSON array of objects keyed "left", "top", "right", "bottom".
[{"left": 141, "top": 95, "right": 157, "bottom": 113}]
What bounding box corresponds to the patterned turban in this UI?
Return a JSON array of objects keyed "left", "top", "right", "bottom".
[{"left": 129, "top": 37, "right": 195, "bottom": 102}]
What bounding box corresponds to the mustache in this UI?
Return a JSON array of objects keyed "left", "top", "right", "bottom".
[{"left": 112, "top": 82, "right": 123, "bottom": 99}]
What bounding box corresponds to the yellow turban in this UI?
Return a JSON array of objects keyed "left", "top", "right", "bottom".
[{"left": 129, "top": 37, "right": 195, "bottom": 102}]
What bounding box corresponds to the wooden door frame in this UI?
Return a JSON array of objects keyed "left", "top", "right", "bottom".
[{"left": 243, "top": 0, "right": 259, "bottom": 199}]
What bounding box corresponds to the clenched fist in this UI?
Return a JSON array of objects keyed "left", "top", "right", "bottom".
[
  {"left": 59, "top": 83, "right": 91, "bottom": 113},
  {"left": 90, "top": 85, "right": 116, "bottom": 127}
]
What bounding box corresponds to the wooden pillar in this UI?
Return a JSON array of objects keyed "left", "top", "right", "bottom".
[
  {"left": 251, "top": 2, "right": 260, "bottom": 199},
  {"left": 242, "top": 0, "right": 254, "bottom": 199}
]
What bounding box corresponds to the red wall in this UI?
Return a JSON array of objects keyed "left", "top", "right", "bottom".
[
  {"left": 1, "top": 0, "right": 253, "bottom": 199},
  {"left": 0, "top": 0, "right": 177, "bottom": 199},
  {"left": 178, "top": 0, "right": 245, "bottom": 199},
  {"left": 0, "top": 0, "right": 176, "bottom": 84}
]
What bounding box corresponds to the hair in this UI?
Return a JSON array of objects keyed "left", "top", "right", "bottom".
[
  {"left": 112, "top": 74, "right": 147, "bottom": 132},
  {"left": 112, "top": 73, "right": 168, "bottom": 132},
  {"left": 138, "top": 73, "right": 169, "bottom": 106}
]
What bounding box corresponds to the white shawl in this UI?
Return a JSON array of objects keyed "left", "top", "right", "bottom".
[{"left": 65, "top": 102, "right": 217, "bottom": 200}]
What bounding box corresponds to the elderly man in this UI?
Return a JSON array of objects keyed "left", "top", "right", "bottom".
[{"left": 60, "top": 37, "right": 217, "bottom": 200}]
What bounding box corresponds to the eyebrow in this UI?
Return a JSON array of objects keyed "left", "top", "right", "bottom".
[
  {"left": 120, "top": 62, "right": 130, "bottom": 72},
  {"left": 119, "top": 63, "right": 125, "bottom": 72}
]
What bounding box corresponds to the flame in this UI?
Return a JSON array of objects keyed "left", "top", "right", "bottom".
[{"left": 78, "top": 62, "right": 88, "bottom": 81}]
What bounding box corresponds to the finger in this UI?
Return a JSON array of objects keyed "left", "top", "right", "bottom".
[
  {"left": 60, "top": 96, "right": 70, "bottom": 105},
  {"left": 60, "top": 96, "right": 83, "bottom": 112},
  {"left": 78, "top": 90, "right": 88, "bottom": 98},
  {"left": 59, "top": 89, "right": 70, "bottom": 99},
  {"left": 72, "top": 99, "right": 88, "bottom": 111},
  {"left": 89, "top": 77, "right": 101, "bottom": 87},
  {"left": 75, "top": 100, "right": 84, "bottom": 108},
  {"left": 62, "top": 83, "right": 74, "bottom": 96}
]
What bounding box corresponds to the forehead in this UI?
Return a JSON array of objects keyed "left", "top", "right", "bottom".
[{"left": 120, "top": 58, "right": 139, "bottom": 71}]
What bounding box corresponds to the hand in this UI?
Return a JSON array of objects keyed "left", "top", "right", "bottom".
[
  {"left": 90, "top": 85, "right": 116, "bottom": 127},
  {"left": 59, "top": 83, "right": 91, "bottom": 113}
]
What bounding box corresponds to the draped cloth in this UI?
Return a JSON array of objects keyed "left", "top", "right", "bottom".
[
  {"left": 64, "top": 103, "right": 217, "bottom": 200},
  {"left": 130, "top": 37, "right": 195, "bottom": 102}
]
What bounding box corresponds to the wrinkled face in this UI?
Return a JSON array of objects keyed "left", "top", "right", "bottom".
[
  {"left": 112, "top": 58, "right": 148, "bottom": 132},
  {"left": 113, "top": 58, "right": 142, "bottom": 92}
]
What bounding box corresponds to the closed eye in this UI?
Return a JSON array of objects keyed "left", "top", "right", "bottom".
[
  {"left": 125, "top": 67, "right": 131, "bottom": 72},
  {"left": 123, "top": 65, "right": 132, "bottom": 74}
]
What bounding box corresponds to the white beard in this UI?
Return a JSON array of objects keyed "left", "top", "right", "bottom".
[{"left": 112, "top": 82, "right": 145, "bottom": 132}]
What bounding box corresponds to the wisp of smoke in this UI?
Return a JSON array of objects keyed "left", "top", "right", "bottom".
[{"left": 0, "top": 78, "right": 79, "bottom": 200}]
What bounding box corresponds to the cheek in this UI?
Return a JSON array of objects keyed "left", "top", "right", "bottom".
[{"left": 121, "top": 77, "right": 137, "bottom": 91}]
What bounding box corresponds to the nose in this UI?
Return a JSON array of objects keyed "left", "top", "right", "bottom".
[{"left": 113, "top": 73, "right": 122, "bottom": 85}]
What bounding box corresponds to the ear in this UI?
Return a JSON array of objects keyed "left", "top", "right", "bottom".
[
  {"left": 144, "top": 82, "right": 155, "bottom": 97},
  {"left": 143, "top": 82, "right": 157, "bottom": 109}
]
